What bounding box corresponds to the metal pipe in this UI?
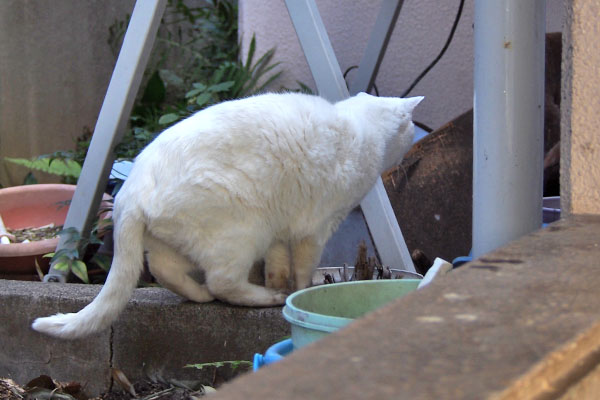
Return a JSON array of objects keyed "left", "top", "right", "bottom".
[
  {"left": 284, "top": 0, "right": 347, "bottom": 102},
  {"left": 44, "top": 0, "right": 167, "bottom": 282},
  {"left": 472, "top": 0, "right": 546, "bottom": 257},
  {"left": 285, "top": 0, "right": 415, "bottom": 272},
  {"left": 348, "top": 0, "right": 405, "bottom": 95}
]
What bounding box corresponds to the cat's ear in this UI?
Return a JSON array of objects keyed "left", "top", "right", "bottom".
[{"left": 401, "top": 96, "right": 425, "bottom": 113}]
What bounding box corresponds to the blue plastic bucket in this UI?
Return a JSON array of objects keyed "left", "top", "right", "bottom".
[
  {"left": 283, "top": 279, "right": 421, "bottom": 350},
  {"left": 253, "top": 280, "right": 421, "bottom": 370}
]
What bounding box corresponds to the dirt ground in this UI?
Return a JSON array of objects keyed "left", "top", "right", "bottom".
[
  {"left": 0, "top": 367, "right": 247, "bottom": 400},
  {"left": 95, "top": 379, "right": 213, "bottom": 400}
]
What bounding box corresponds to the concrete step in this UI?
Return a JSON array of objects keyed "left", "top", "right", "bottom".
[{"left": 0, "top": 281, "right": 289, "bottom": 396}]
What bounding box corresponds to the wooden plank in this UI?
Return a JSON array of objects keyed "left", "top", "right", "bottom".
[
  {"left": 492, "top": 320, "right": 600, "bottom": 399},
  {"left": 208, "top": 216, "right": 600, "bottom": 399}
]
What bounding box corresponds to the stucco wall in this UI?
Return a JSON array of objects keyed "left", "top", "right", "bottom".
[
  {"left": 239, "top": 0, "right": 565, "bottom": 130},
  {"left": 561, "top": 0, "right": 600, "bottom": 215},
  {"left": 0, "top": 0, "right": 134, "bottom": 187},
  {"left": 4, "top": 0, "right": 594, "bottom": 216}
]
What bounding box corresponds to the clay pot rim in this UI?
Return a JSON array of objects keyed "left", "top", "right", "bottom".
[
  {"left": 0, "top": 184, "right": 112, "bottom": 258},
  {"left": 0, "top": 183, "right": 77, "bottom": 195},
  {"left": 0, "top": 237, "right": 59, "bottom": 257}
]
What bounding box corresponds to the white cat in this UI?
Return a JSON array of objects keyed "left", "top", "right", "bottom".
[{"left": 32, "top": 92, "right": 422, "bottom": 339}]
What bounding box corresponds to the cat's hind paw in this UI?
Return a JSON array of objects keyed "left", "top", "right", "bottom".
[{"left": 272, "top": 290, "right": 288, "bottom": 305}]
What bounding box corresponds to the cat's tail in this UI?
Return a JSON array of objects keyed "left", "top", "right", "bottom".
[{"left": 31, "top": 208, "right": 146, "bottom": 339}]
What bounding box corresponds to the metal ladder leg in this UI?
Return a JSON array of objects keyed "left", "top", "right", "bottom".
[
  {"left": 285, "top": 0, "right": 415, "bottom": 272},
  {"left": 44, "top": 0, "right": 167, "bottom": 282}
]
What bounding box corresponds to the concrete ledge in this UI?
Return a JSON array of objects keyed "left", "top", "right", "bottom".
[
  {"left": 0, "top": 281, "right": 289, "bottom": 396},
  {"left": 210, "top": 215, "right": 600, "bottom": 399},
  {"left": 4, "top": 216, "right": 600, "bottom": 398}
]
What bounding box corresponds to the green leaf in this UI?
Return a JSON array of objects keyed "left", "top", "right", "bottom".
[
  {"left": 34, "top": 258, "right": 45, "bottom": 281},
  {"left": 92, "top": 253, "right": 112, "bottom": 272},
  {"left": 88, "top": 234, "right": 104, "bottom": 246},
  {"left": 53, "top": 261, "right": 70, "bottom": 272},
  {"left": 211, "top": 67, "right": 225, "bottom": 85},
  {"left": 159, "top": 68, "right": 184, "bottom": 87},
  {"left": 245, "top": 35, "right": 257, "bottom": 72},
  {"left": 133, "top": 127, "right": 151, "bottom": 140},
  {"left": 50, "top": 249, "right": 70, "bottom": 262},
  {"left": 185, "top": 87, "right": 204, "bottom": 99},
  {"left": 5, "top": 157, "right": 82, "bottom": 178},
  {"left": 158, "top": 113, "right": 180, "bottom": 125},
  {"left": 24, "top": 172, "right": 38, "bottom": 185},
  {"left": 52, "top": 247, "right": 79, "bottom": 262},
  {"left": 43, "top": 252, "right": 55, "bottom": 258},
  {"left": 254, "top": 69, "right": 283, "bottom": 94},
  {"left": 57, "top": 227, "right": 82, "bottom": 244},
  {"left": 71, "top": 260, "right": 89, "bottom": 283},
  {"left": 195, "top": 91, "right": 213, "bottom": 107},
  {"left": 295, "top": 81, "right": 314, "bottom": 94},
  {"left": 192, "top": 82, "right": 207, "bottom": 91},
  {"left": 208, "top": 81, "right": 235, "bottom": 92}
]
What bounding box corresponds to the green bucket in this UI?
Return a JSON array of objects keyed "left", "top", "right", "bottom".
[{"left": 282, "top": 279, "right": 421, "bottom": 349}]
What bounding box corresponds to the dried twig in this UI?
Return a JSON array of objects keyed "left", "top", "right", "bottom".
[
  {"left": 342, "top": 263, "right": 349, "bottom": 282},
  {"left": 354, "top": 241, "right": 376, "bottom": 281},
  {"left": 323, "top": 273, "right": 335, "bottom": 285},
  {"left": 411, "top": 248, "right": 432, "bottom": 275},
  {"left": 112, "top": 368, "right": 136, "bottom": 397},
  {"left": 1, "top": 378, "right": 25, "bottom": 399}
]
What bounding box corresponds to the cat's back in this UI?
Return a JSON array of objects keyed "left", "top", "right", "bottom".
[
  {"left": 125, "top": 92, "right": 350, "bottom": 210},
  {"left": 216, "top": 92, "right": 333, "bottom": 119},
  {"left": 143, "top": 92, "right": 333, "bottom": 154},
  {"left": 208, "top": 92, "right": 336, "bottom": 139},
  {"left": 141, "top": 93, "right": 340, "bottom": 171}
]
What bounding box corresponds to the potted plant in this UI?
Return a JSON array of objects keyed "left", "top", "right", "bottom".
[{"left": 0, "top": 184, "right": 111, "bottom": 281}]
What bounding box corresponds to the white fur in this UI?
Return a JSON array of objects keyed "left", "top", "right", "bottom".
[{"left": 32, "top": 92, "right": 423, "bottom": 339}]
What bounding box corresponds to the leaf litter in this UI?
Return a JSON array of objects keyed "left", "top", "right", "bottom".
[
  {"left": 6, "top": 224, "right": 62, "bottom": 243},
  {"left": 0, "top": 369, "right": 221, "bottom": 400}
]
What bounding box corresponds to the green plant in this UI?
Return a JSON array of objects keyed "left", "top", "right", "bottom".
[
  {"left": 43, "top": 228, "right": 102, "bottom": 284},
  {"left": 4, "top": 1, "right": 245, "bottom": 186},
  {"left": 109, "top": 0, "right": 238, "bottom": 87},
  {"left": 3, "top": 156, "right": 82, "bottom": 184},
  {"left": 158, "top": 35, "right": 282, "bottom": 127},
  {"left": 107, "top": 0, "right": 240, "bottom": 117},
  {"left": 2, "top": 127, "right": 93, "bottom": 185},
  {"left": 41, "top": 198, "right": 113, "bottom": 284},
  {"left": 185, "top": 360, "right": 253, "bottom": 371},
  {"left": 108, "top": 0, "right": 284, "bottom": 161},
  {"left": 6, "top": 0, "right": 285, "bottom": 187}
]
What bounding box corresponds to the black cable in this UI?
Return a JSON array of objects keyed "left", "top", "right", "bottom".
[
  {"left": 343, "top": 65, "right": 358, "bottom": 80},
  {"left": 343, "top": 65, "right": 379, "bottom": 96},
  {"left": 401, "top": 0, "right": 466, "bottom": 98}
]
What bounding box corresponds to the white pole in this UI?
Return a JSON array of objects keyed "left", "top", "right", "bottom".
[{"left": 472, "top": 0, "right": 546, "bottom": 258}]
